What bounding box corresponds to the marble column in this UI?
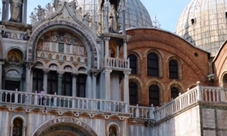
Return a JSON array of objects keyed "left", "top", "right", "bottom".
[
  {"left": 72, "top": 73, "right": 77, "bottom": 108},
  {"left": 103, "top": 0, "right": 110, "bottom": 33},
  {"left": 104, "top": 69, "right": 112, "bottom": 100},
  {"left": 43, "top": 70, "right": 49, "bottom": 94},
  {"left": 122, "top": 0, "right": 126, "bottom": 35},
  {"left": 0, "top": 62, "right": 4, "bottom": 89},
  {"left": 86, "top": 73, "right": 92, "bottom": 98},
  {"left": 123, "top": 40, "right": 127, "bottom": 59},
  {"left": 2, "top": 0, "right": 9, "bottom": 21},
  {"left": 72, "top": 73, "right": 77, "bottom": 97},
  {"left": 57, "top": 71, "right": 63, "bottom": 95},
  {"left": 123, "top": 71, "right": 130, "bottom": 103},
  {"left": 25, "top": 63, "right": 32, "bottom": 92},
  {"left": 104, "top": 37, "right": 110, "bottom": 58},
  {"left": 92, "top": 72, "right": 97, "bottom": 98},
  {"left": 22, "top": 0, "right": 27, "bottom": 24}
]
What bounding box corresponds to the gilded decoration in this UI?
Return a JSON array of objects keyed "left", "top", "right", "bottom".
[
  {"left": 109, "top": 41, "right": 117, "bottom": 57},
  {"left": 7, "top": 50, "right": 22, "bottom": 63}
]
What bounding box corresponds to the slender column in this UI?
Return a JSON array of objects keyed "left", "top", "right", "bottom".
[
  {"left": 103, "top": 0, "right": 110, "bottom": 33},
  {"left": 116, "top": 45, "right": 119, "bottom": 58},
  {"left": 123, "top": 71, "right": 130, "bottom": 103},
  {"left": 25, "top": 63, "right": 32, "bottom": 92},
  {"left": 123, "top": 40, "right": 127, "bottom": 59},
  {"left": 0, "top": 62, "right": 4, "bottom": 89},
  {"left": 58, "top": 71, "right": 63, "bottom": 95},
  {"left": 86, "top": 72, "right": 92, "bottom": 98},
  {"left": 22, "top": 0, "right": 27, "bottom": 24},
  {"left": 104, "top": 37, "right": 110, "bottom": 57},
  {"left": 43, "top": 70, "right": 49, "bottom": 94},
  {"left": 72, "top": 73, "right": 77, "bottom": 108},
  {"left": 2, "top": 0, "right": 6, "bottom": 20},
  {"left": 72, "top": 73, "right": 77, "bottom": 97},
  {"left": 122, "top": 0, "right": 126, "bottom": 35},
  {"left": 57, "top": 71, "right": 63, "bottom": 95},
  {"left": 6, "top": 0, "right": 9, "bottom": 20},
  {"left": 104, "top": 69, "right": 112, "bottom": 100},
  {"left": 92, "top": 72, "right": 97, "bottom": 98}
]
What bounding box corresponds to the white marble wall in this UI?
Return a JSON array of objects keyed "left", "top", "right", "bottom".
[
  {"left": 0, "top": 111, "right": 9, "bottom": 136},
  {"left": 152, "top": 105, "right": 201, "bottom": 136}
]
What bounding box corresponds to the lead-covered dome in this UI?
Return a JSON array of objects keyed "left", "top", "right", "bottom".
[
  {"left": 175, "top": 0, "right": 227, "bottom": 56},
  {"left": 77, "top": 0, "right": 153, "bottom": 29}
]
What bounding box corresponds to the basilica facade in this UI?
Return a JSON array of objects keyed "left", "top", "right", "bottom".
[{"left": 0, "top": 0, "right": 227, "bottom": 136}]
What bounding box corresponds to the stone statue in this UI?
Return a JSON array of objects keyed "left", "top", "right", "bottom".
[
  {"left": 35, "top": 5, "right": 46, "bottom": 21},
  {"left": 53, "top": 0, "right": 61, "bottom": 10},
  {"left": 109, "top": 4, "right": 118, "bottom": 32},
  {"left": 46, "top": 3, "right": 53, "bottom": 15},
  {"left": 83, "top": 13, "right": 91, "bottom": 26},
  {"left": 29, "top": 12, "right": 37, "bottom": 25},
  {"left": 70, "top": 0, "right": 78, "bottom": 12},
  {"left": 9, "top": 0, "right": 22, "bottom": 22}
]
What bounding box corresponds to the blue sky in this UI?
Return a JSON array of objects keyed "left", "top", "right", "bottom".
[
  {"left": 6, "top": 0, "right": 191, "bottom": 33},
  {"left": 140, "top": 0, "right": 191, "bottom": 32}
]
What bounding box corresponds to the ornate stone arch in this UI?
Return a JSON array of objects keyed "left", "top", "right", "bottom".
[
  {"left": 107, "top": 122, "right": 120, "bottom": 136},
  {"left": 27, "top": 21, "right": 98, "bottom": 69},
  {"left": 32, "top": 117, "right": 98, "bottom": 136},
  {"left": 145, "top": 49, "right": 164, "bottom": 77},
  {"left": 6, "top": 48, "right": 24, "bottom": 63},
  {"left": 10, "top": 115, "right": 26, "bottom": 136}
]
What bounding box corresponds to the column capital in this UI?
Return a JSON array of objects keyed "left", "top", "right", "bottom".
[
  {"left": 25, "top": 61, "right": 34, "bottom": 69},
  {"left": 43, "top": 69, "right": 50, "bottom": 74},
  {"left": 103, "top": 37, "right": 110, "bottom": 41},
  {"left": 124, "top": 71, "right": 131, "bottom": 75},
  {"left": 58, "top": 71, "right": 64, "bottom": 77},
  {"left": 71, "top": 73, "right": 78, "bottom": 77},
  {"left": 104, "top": 69, "right": 112, "bottom": 75}
]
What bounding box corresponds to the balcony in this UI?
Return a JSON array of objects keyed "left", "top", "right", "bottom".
[
  {"left": 103, "top": 57, "right": 130, "bottom": 70},
  {"left": 0, "top": 90, "right": 128, "bottom": 117},
  {"left": 0, "top": 82, "right": 225, "bottom": 121}
]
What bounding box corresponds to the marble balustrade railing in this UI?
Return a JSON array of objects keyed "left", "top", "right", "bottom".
[
  {"left": 104, "top": 57, "right": 130, "bottom": 69},
  {"left": 129, "top": 104, "right": 155, "bottom": 120},
  {"left": 154, "top": 81, "right": 226, "bottom": 122},
  {"left": 0, "top": 90, "right": 127, "bottom": 114}
]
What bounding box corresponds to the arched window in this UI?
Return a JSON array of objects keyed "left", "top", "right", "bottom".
[
  {"left": 33, "top": 69, "right": 43, "bottom": 92},
  {"left": 47, "top": 71, "right": 58, "bottom": 94},
  {"left": 13, "top": 118, "right": 23, "bottom": 136},
  {"left": 169, "top": 60, "right": 178, "bottom": 79},
  {"left": 129, "top": 82, "right": 138, "bottom": 105},
  {"left": 77, "top": 74, "right": 87, "bottom": 97},
  {"left": 109, "top": 125, "right": 117, "bottom": 136},
  {"left": 62, "top": 73, "right": 72, "bottom": 96},
  {"left": 147, "top": 53, "right": 159, "bottom": 76},
  {"left": 149, "top": 85, "right": 160, "bottom": 106},
  {"left": 171, "top": 87, "right": 179, "bottom": 99},
  {"left": 128, "top": 55, "right": 137, "bottom": 74}
]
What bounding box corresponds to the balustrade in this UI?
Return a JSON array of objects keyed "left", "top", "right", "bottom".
[
  {"left": 0, "top": 82, "right": 227, "bottom": 121},
  {"left": 0, "top": 90, "right": 127, "bottom": 114},
  {"left": 104, "top": 57, "right": 129, "bottom": 69}
]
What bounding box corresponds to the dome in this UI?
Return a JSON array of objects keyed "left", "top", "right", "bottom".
[
  {"left": 175, "top": 0, "right": 227, "bottom": 56},
  {"left": 77, "top": 0, "right": 153, "bottom": 30}
]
